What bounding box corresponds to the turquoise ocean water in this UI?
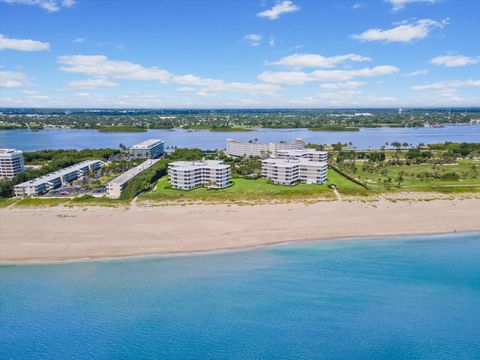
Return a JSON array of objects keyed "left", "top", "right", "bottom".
[{"left": 1, "top": 232, "right": 480, "bottom": 359}]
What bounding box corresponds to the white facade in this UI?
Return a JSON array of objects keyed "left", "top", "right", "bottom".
[
  {"left": 0, "top": 149, "right": 26, "bottom": 178},
  {"left": 14, "top": 160, "right": 104, "bottom": 197},
  {"left": 106, "top": 159, "right": 161, "bottom": 199},
  {"left": 276, "top": 149, "right": 328, "bottom": 162},
  {"left": 129, "top": 139, "right": 164, "bottom": 159},
  {"left": 261, "top": 158, "right": 328, "bottom": 185},
  {"left": 226, "top": 138, "right": 304, "bottom": 158},
  {"left": 168, "top": 160, "right": 231, "bottom": 190}
]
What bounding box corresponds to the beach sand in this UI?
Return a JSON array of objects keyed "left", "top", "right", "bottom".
[{"left": 1, "top": 198, "right": 479, "bottom": 263}]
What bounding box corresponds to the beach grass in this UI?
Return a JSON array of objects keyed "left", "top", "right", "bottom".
[
  {"left": 0, "top": 198, "right": 19, "bottom": 208},
  {"left": 69, "top": 195, "right": 129, "bottom": 207},
  {"left": 13, "top": 197, "right": 69, "bottom": 208},
  {"left": 139, "top": 169, "right": 367, "bottom": 203}
]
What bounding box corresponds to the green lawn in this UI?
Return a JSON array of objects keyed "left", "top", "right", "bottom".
[
  {"left": 354, "top": 160, "right": 480, "bottom": 193},
  {"left": 13, "top": 197, "right": 69, "bottom": 207},
  {"left": 139, "top": 169, "right": 367, "bottom": 203},
  {"left": 0, "top": 198, "right": 19, "bottom": 208}
]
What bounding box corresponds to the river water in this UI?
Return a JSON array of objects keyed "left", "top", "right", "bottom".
[{"left": 0, "top": 125, "right": 479, "bottom": 151}]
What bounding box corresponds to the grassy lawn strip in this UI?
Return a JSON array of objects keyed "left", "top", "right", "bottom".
[
  {"left": 69, "top": 195, "right": 129, "bottom": 207},
  {"left": 0, "top": 198, "right": 19, "bottom": 208},
  {"left": 139, "top": 169, "right": 367, "bottom": 202},
  {"left": 13, "top": 197, "right": 69, "bottom": 208}
]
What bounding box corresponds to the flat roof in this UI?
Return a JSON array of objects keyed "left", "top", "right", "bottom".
[
  {"left": 263, "top": 158, "right": 327, "bottom": 167},
  {"left": 108, "top": 159, "right": 160, "bottom": 185},
  {"left": 130, "top": 139, "right": 164, "bottom": 150},
  {"left": 0, "top": 148, "right": 23, "bottom": 154},
  {"left": 169, "top": 160, "right": 229, "bottom": 170},
  {"left": 227, "top": 138, "right": 304, "bottom": 146},
  {"left": 15, "top": 160, "right": 103, "bottom": 187},
  {"left": 276, "top": 149, "right": 327, "bottom": 155}
]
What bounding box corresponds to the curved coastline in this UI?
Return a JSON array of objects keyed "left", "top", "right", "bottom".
[
  {"left": 1, "top": 197, "right": 480, "bottom": 264},
  {"left": 2, "top": 230, "right": 480, "bottom": 266}
]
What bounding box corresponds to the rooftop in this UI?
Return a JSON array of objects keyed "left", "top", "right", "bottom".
[
  {"left": 169, "top": 160, "right": 229, "bottom": 170},
  {"left": 262, "top": 158, "right": 327, "bottom": 167},
  {"left": 0, "top": 148, "right": 23, "bottom": 155},
  {"left": 108, "top": 159, "right": 160, "bottom": 185},
  {"left": 130, "top": 139, "right": 164, "bottom": 150},
  {"left": 276, "top": 149, "right": 327, "bottom": 155},
  {"left": 15, "top": 160, "right": 103, "bottom": 187}
]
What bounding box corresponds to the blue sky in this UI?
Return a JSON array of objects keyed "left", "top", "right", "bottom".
[{"left": 0, "top": 0, "right": 479, "bottom": 108}]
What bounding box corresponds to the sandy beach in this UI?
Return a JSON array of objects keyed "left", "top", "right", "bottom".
[{"left": 0, "top": 197, "right": 479, "bottom": 263}]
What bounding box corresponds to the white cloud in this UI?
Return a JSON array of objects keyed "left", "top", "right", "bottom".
[
  {"left": 0, "top": 70, "right": 28, "bottom": 88},
  {"left": 385, "top": 0, "right": 440, "bottom": 11},
  {"left": 411, "top": 79, "right": 480, "bottom": 91},
  {"left": 243, "top": 34, "right": 263, "bottom": 47},
  {"left": 58, "top": 55, "right": 172, "bottom": 82},
  {"left": 259, "top": 66, "right": 399, "bottom": 85},
  {"left": 0, "top": 34, "right": 50, "bottom": 51},
  {"left": 320, "top": 81, "right": 367, "bottom": 90},
  {"left": 269, "top": 37, "right": 276, "bottom": 47},
  {"left": 351, "top": 19, "right": 446, "bottom": 43},
  {"left": 67, "top": 78, "right": 118, "bottom": 89},
  {"left": 410, "top": 80, "right": 480, "bottom": 104},
  {"left": 403, "top": 69, "right": 428, "bottom": 77},
  {"left": 257, "top": 0, "right": 300, "bottom": 20},
  {"left": 352, "top": 3, "right": 365, "bottom": 9},
  {"left": 431, "top": 54, "right": 480, "bottom": 67},
  {"left": 271, "top": 53, "right": 371, "bottom": 69},
  {"left": 0, "top": 0, "right": 76, "bottom": 12},
  {"left": 73, "top": 37, "right": 85, "bottom": 43},
  {"left": 176, "top": 86, "right": 196, "bottom": 93},
  {"left": 58, "top": 54, "right": 280, "bottom": 96},
  {"left": 291, "top": 91, "right": 398, "bottom": 107}
]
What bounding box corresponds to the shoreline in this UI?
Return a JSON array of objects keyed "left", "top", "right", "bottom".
[
  {"left": 1, "top": 197, "right": 479, "bottom": 264},
  {"left": 2, "top": 230, "right": 479, "bottom": 266}
]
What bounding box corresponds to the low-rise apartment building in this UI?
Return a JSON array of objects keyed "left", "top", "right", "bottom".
[
  {"left": 261, "top": 158, "right": 328, "bottom": 185},
  {"left": 0, "top": 149, "right": 26, "bottom": 178},
  {"left": 14, "top": 160, "right": 104, "bottom": 196},
  {"left": 106, "top": 158, "right": 161, "bottom": 199},
  {"left": 227, "top": 138, "right": 305, "bottom": 158},
  {"left": 129, "top": 139, "right": 165, "bottom": 159},
  {"left": 168, "top": 160, "right": 231, "bottom": 190}
]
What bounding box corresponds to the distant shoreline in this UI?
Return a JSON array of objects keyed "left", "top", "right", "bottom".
[{"left": 1, "top": 197, "right": 479, "bottom": 264}]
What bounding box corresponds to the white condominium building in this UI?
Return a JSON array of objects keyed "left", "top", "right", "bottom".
[
  {"left": 276, "top": 149, "right": 328, "bottom": 162},
  {"left": 106, "top": 159, "right": 160, "bottom": 199},
  {"left": 0, "top": 149, "right": 26, "bottom": 178},
  {"left": 14, "top": 160, "right": 104, "bottom": 197},
  {"left": 261, "top": 158, "right": 328, "bottom": 185},
  {"left": 129, "top": 139, "right": 165, "bottom": 159},
  {"left": 226, "top": 138, "right": 305, "bottom": 158},
  {"left": 168, "top": 160, "right": 231, "bottom": 190}
]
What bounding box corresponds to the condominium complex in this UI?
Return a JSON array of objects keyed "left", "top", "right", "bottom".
[
  {"left": 226, "top": 138, "right": 305, "bottom": 158},
  {"left": 0, "top": 149, "right": 26, "bottom": 178},
  {"left": 261, "top": 158, "right": 328, "bottom": 185},
  {"left": 14, "top": 160, "right": 104, "bottom": 196},
  {"left": 129, "top": 139, "right": 165, "bottom": 159},
  {"left": 261, "top": 149, "right": 328, "bottom": 185},
  {"left": 276, "top": 149, "right": 328, "bottom": 162},
  {"left": 106, "top": 159, "right": 160, "bottom": 199},
  {"left": 168, "top": 160, "right": 231, "bottom": 190}
]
